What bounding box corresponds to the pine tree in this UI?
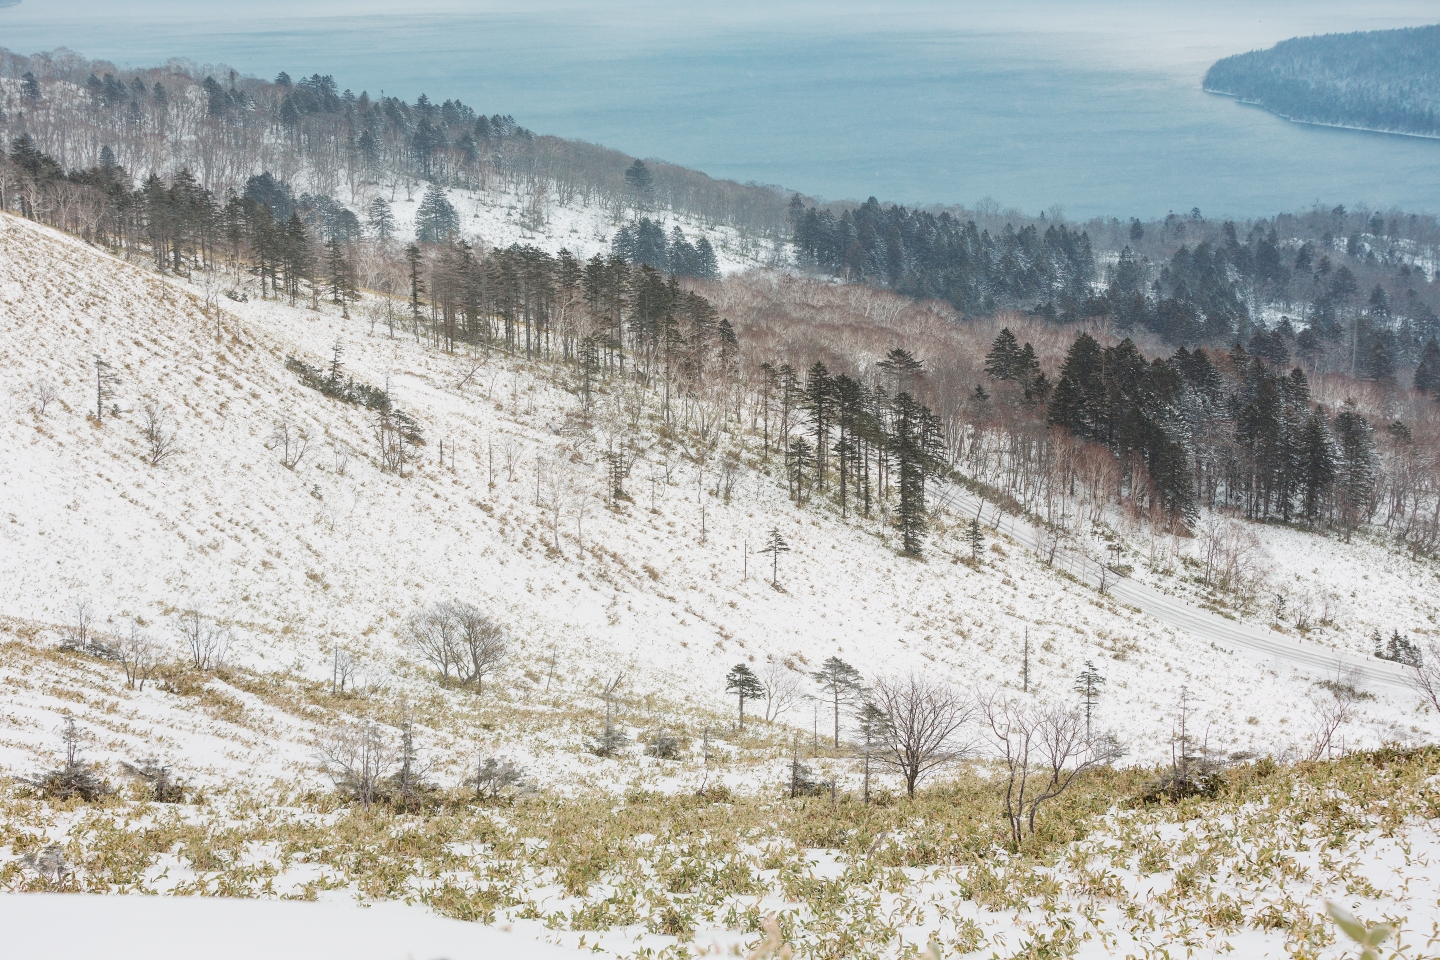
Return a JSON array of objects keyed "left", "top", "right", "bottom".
[
  {"left": 760, "top": 527, "right": 790, "bottom": 587},
  {"left": 725, "top": 664, "right": 765, "bottom": 730},
  {"left": 810, "top": 657, "right": 863, "bottom": 748},
  {"left": 1074, "top": 661, "right": 1105, "bottom": 740}
]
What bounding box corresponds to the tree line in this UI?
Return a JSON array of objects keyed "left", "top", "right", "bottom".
[
  {"left": 0, "top": 47, "right": 793, "bottom": 240},
  {"left": 1204, "top": 25, "right": 1440, "bottom": 138}
]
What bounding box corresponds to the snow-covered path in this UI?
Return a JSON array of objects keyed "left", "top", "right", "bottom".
[{"left": 940, "top": 484, "right": 1415, "bottom": 695}]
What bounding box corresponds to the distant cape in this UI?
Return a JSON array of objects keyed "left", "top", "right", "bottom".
[{"left": 0, "top": 1, "right": 23, "bottom": 9}]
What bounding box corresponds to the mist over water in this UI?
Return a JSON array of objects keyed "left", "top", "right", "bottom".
[{"left": 3, "top": 1, "right": 1438, "bottom": 218}]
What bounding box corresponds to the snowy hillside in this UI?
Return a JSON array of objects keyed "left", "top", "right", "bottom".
[
  {"left": 2, "top": 209, "right": 1434, "bottom": 787},
  {"left": 5, "top": 212, "right": 1440, "bottom": 959},
  {"left": 374, "top": 178, "right": 785, "bottom": 274}
]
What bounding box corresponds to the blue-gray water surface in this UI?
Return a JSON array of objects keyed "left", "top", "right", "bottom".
[{"left": 3, "top": 1, "right": 1438, "bottom": 219}]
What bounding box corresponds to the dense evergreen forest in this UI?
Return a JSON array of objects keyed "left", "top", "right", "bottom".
[
  {"left": 1205, "top": 24, "right": 1440, "bottom": 138},
  {"left": 790, "top": 197, "right": 1440, "bottom": 389}
]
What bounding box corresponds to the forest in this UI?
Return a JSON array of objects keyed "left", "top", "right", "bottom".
[
  {"left": 1, "top": 45, "right": 1438, "bottom": 564},
  {"left": 1204, "top": 24, "right": 1440, "bottom": 138}
]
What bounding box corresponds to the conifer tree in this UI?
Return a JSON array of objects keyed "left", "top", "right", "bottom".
[
  {"left": 760, "top": 527, "right": 790, "bottom": 587},
  {"left": 367, "top": 196, "right": 395, "bottom": 242},
  {"left": 810, "top": 657, "right": 863, "bottom": 748},
  {"left": 889, "top": 392, "right": 943, "bottom": 556},
  {"left": 984, "top": 328, "right": 1021, "bottom": 380},
  {"left": 414, "top": 183, "right": 459, "bottom": 244},
  {"left": 1299, "top": 410, "right": 1337, "bottom": 522},
  {"left": 406, "top": 243, "right": 425, "bottom": 322},
  {"left": 803, "top": 363, "right": 834, "bottom": 491},
  {"left": 1415, "top": 340, "right": 1440, "bottom": 396},
  {"left": 1333, "top": 400, "right": 1376, "bottom": 539},
  {"left": 965, "top": 518, "right": 984, "bottom": 562},
  {"left": 1074, "top": 661, "right": 1105, "bottom": 740},
  {"left": 725, "top": 664, "right": 765, "bottom": 730}
]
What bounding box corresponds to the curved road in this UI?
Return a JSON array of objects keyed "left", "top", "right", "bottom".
[{"left": 936, "top": 483, "right": 1415, "bottom": 695}]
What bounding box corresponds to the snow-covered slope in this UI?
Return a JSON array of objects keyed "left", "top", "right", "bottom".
[
  {"left": 0, "top": 211, "right": 1434, "bottom": 797},
  {"left": 369, "top": 178, "right": 784, "bottom": 273}
]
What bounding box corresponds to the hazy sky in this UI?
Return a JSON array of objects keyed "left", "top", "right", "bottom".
[{"left": 5, "top": 1, "right": 1437, "bottom": 68}]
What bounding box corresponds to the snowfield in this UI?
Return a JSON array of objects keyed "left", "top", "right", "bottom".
[{"left": 3, "top": 211, "right": 1440, "bottom": 958}]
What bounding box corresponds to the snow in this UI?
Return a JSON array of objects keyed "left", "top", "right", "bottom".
[
  {"left": 363, "top": 179, "right": 784, "bottom": 274},
  {"left": 1, "top": 209, "right": 1435, "bottom": 797},
  {"left": 3, "top": 209, "right": 1440, "bottom": 959},
  {"left": 0, "top": 893, "right": 579, "bottom": 960}
]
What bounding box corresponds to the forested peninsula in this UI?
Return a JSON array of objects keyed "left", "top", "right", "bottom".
[{"left": 1205, "top": 24, "right": 1440, "bottom": 139}]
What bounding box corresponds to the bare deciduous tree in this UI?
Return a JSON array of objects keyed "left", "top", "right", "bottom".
[
  {"left": 1308, "top": 667, "right": 1365, "bottom": 761},
  {"left": 268, "top": 413, "right": 310, "bottom": 470},
  {"left": 316, "top": 720, "right": 394, "bottom": 808},
  {"left": 760, "top": 658, "right": 803, "bottom": 723},
  {"left": 867, "top": 673, "right": 973, "bottom": 797},
  {"left": 177, "top": 609, "right": 229, "bottom": 670},
  {"left": 141, "top": 401, "right": 180, "bottom": 466},
  {"left": 405, "top": 603, "right": 462, "bottom": 682},
  {"left": 62, "top": 596, "right": 94, "bottom": 652},
  {"left": 983, "top": 695, "right": 1124, "bottom": 847},
  {"left": 120, "top": 622, "right": 161, "bottom": 690},
  {"left": 1409, "top": 640, "right": 1440, "bottom": 714},
  {"left": 330, "top": 647, "right": 360, "bottom": 695},
  {"left": 33, "top": 378, "right": 58, "bottom": 416},
  {"left": 452, "top": 602, "right": 507, "bottom": 694}
]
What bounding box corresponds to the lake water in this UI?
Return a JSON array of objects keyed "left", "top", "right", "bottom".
[{"left": 3, "top": 0, "right": 1439, "bottom": 219}]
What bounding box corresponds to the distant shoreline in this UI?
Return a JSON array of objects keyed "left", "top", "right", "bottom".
[{"left": 1204, "top": 87, "right": 1440, "bottom": 142}]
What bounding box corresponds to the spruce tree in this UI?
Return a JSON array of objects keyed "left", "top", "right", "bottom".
[
  {"left": 725, "top": 664, "right": 765, "bottom": 730},
  {"left": 1414, "top": 340, "right": 1440, "bottom": 396},
  {"left": 1299, "top": 410, "right": 1337, "bottom": 522},
  {"left": 984, "top": 328, "right": 1021, "bottom": 380},
  {"left": 414, "top": 184, "right": 459, "bottom": 244},
  {"left": 803, "top": 363, "right": 834, "bottom": 491}
]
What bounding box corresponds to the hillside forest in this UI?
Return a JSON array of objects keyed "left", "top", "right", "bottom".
[
  {"left": 1, "top": 46, "right": 1439, "bottom": 564},
  {"left": 1205, "top": 23, "right": 1440, "bottom": 138}
]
